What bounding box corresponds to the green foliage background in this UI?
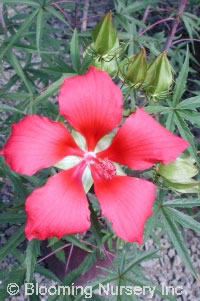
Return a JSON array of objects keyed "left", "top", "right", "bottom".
[{"left": 0, "top": 0, "right": 200, "bottom": 300}]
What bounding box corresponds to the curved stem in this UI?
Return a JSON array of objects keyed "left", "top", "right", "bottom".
[
  {"left": 163, "top": 0, "right": 188, "bottom": 51},
  {"left": 36, "top": 243, "right": 71, "bottom": 264},
  {"left": 81, "top": 0, "right": 89, "bottom": 32},
  {"left": 65, "top": 244, "right": 74, "bottom": 273},
  {"left": 172, "top": 38, "right": 200, "bottom": 46},
  {"left": 139, "top": 17, "right": 174, "bottom": 36},
  {"left": 138, "top": 5, "right": 150, "bottom": 34}
]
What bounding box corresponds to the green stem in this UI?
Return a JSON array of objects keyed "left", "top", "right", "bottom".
[{"left": 88, "top": 197, "right": 103, "bottom": 247}]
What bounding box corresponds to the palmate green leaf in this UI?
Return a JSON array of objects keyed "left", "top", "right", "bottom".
[
  {"left": 7, "top": 51, "right": 33, "bottom": 94},
  {"left": 182, "top": 15, "right": 194, "bottom": 41},
  {"left": 119, "top": 250, "right": 126, "bottom": 274},
  {"left": 0, "top": 225, "right": 25, "bottom": 261},
  {"left": 0, "top": 266, "right": 26, "bottom": 300},
  {"left": 47, "top": 237, "right": 59, "bottom": 247},
  {"left": 0, "top": 74, "right": 18, "bottom": 94},
  {"left": 177, "top": 110, "right": 200, "bottom": 128},
  {"left": 35, "top": 265, "right": 61, "bottom": 283},
  {"left": 144, "top": 203, "right": 160, "bottom": 242},
  {"left": 174, "top": 111, "right": 200, "bottom": 165},
  {"left": 5, "top": 168, "right": 28, "bottom": 199},
  {"left": 26, "top": 68, "right": 52, "bottom": 84},
  {"left": 15, "top": 43, "right": 56, "bottom": 54},
  {"left": 124, "top": 277, "right": 176, "bottom": 301},
  {"left": 164, "top": 207, "right": 200, "bottom": 233},
  {"left": 40, "top": 55, "right": 74, "bottom": 74},
  {"left": 163, "top": 198, "right": 200, "bottom": 208},
  {"left": 122, "top": 249, "right": 159, "bottom": 275},
  {"left": 144, "top": 105, "right": 170, "bottom": 114},
  {"left": 21, "top": 174, "right": 44, "bottom": 186},
  {"left": 114, "top": 0, "right": 125, "bottom": 14},
  {"left": 164, "top": 100, "right": 175, "bottom": 131},
  {"left": 161, "top": 207, "right": 198, "bottom": 278},
  {"left": 172, "top": 48, "right": 189, "bottom": 107},
  {"left": 0, "top": 104, "right": 26, "bottom": 114},
  {"left": 70, "top": 29, "right": 81, "bottom": 73},
  {"left": 126, "top": 16, "right": 147, "bottom": 29},
  {"left": 45, "top": 56, "right": 74, "bottom": 72},
  {"left": 64, "top": 235, "right": 92, "bottom": 253},
  {"left": 11, "top": 248, "right": 25, "bottom": 264},
  {"left": 33, "top": 75, "right": 66, "bottom": 105},
  {"left": 38, "top": 67, "right": 70, "bottom": 76},
  {"left": 176, "top": 95, "right": 200, "bottom": 110},
  {"left": 0, "top": 211, "right": 26, "bottom": 224},
  {"left": 166, "top": 111, "right": 175, "bottom": 131},
  {"left": 36, "top": 7, "right": 44, "bottom": 54},
  {"left": 0, "top": 0, "right": 40, "bottom": 5},
  {"left": 182, "top": 14, "right": 199, "bottom": 49},
  {"left": 121, "top": 0, "right": 159, "bottom": 14},
  {"left": 63, "top": 250, "right": 97, "bottom": 286},
  {"left": 115, "top": 14, "right": 129, "bottom": 32},
  {"left": 79, "top": 53, "right": 93, "bottom": 74},
  {"left": 49, "top": 239, "right": 66, "bottom": 263},
  {"left": 0, "top": 8, "right": 39, "bottom": 60},
  {"left": 0, "top": 92, "right": 30, "bottom": 100},
  {"left": 45, "top": 6, "right": 70, "bottom": 27},
  {"left": 25, "top": 240, "right": 40, "bottom": 282}
]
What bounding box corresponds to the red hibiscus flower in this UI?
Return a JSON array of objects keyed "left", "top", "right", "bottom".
[{"left": 1, "top": 67, "right": 189, "bottom": 244}]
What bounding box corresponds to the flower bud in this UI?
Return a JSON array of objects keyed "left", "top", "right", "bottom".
[
  {"left": 84, "top": 39, "right": 120, "bottom": 76},
  {"left": 143, "top": 51, "right": 173, "bottom": 101},
  {"left": 125, "top": 48, "right": 147, "bottom": 87},
  {"left": 157, "top": 154, "right": 200, "bottom": 193},
  {"left": 93, "top": 43, "right": 119, "bottom": 75},
  {"left": 92, "top": 11, "right": 118, "bottom": 56}
]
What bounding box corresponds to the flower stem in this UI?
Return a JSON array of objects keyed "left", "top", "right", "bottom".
[
  {"left": 88, "top": 196, "right": 103, "bottom": 247},
  {"left": 163, "top": 0, "right": 188, "bottom": 51}
]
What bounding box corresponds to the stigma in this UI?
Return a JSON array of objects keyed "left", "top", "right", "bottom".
[{"left": 95, "top": 158, "right": 116, "bottom": 180}]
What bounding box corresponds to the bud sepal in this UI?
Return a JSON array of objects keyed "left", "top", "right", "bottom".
[{"left": 142, "top": 51, "right": 173, "bottom": 102}]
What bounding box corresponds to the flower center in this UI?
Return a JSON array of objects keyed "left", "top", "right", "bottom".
[
  {"left": 95, "top": 158, "right": 116, "bottom": 180},
  {"left": 84, "top": 151, "right": 96, "bottom": 162},
  {"left": 84, "top": 152, "right": 116, "bottom": 180}
]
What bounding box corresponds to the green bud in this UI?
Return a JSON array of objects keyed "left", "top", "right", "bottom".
[
  {"left": 125, "top": 48, "right": 147, "bottom": 87},
  {"left": 157, "top": 154, "right": 198, "bottom": 181},
  {"left": 93, "top": 40, "right": 119, "bottom": 75},
  {"left": 157, "top": 154, "right": 200, "bottom": 193},
  {"left": 143, "top": 51, "right": 173, "bottom": 101},
  {"left": 163, "top": 179, "right": 200, "bottom": 193},
  {"left": 84, "top": 39, "right": 120, "bottom": 76},
  {"left": 92, "top": 11, "right": 118, "bottom": 55}
]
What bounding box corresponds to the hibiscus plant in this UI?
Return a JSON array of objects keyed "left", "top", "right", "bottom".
[{"left": 0, "top": 0, "right": 200, "bottom": 300}]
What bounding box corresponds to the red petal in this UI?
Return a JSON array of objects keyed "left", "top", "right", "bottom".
[
  {"left": 59, "top": 67, "right": 123, "bottom": 151},
  {"left": 93, "top": 173, "right": 156, "bottom": 244},
  {"left": 3, "top": 115, "right": 83, "bottom": 176},
  {"left": 25, "top": 164, "right": 90, "bottom": 240},
  {"left": 99, "top": 109, "right": 189, "bottom": 170}
]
